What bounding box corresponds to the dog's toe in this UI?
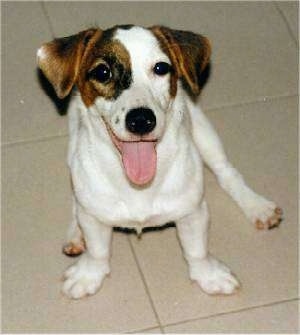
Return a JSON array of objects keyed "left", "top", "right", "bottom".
[
  {"left": 62, "top": 255, "right": 109, "bottom": 299},
  {"left": 190, "top": 256, "right": 240, "bottom": 295}
]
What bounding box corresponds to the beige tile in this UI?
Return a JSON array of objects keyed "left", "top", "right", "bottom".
[
  {"left": 164, "top": 300, "right": 299, "bottom": 333},
  {"left": 205, "top": 96, "right": 298, "bottom": 192},
  {"left": 129, "top": 97, "right": 298, "bottom": 325},
  {"left": 277, "top": 1, "right": 299, "bottom": 42},
  {"left": 43, "top": 2, "right": 298, "bottom": 109},
  {"left": 2, "top": 2, "right": 68, "bottom": 144},
  {"left": 2, "top": 138, "right": 158, "bottom": 333}
]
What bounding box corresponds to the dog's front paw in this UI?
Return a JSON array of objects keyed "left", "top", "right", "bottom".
[
  {"left": 62, "top": 254, "right": 110, "bottom": 299},
  {"left": 242, "top": 194, "right": 283, "bottom": 230},
  {"left": 190, "top": 256, "right": 240, "bottom": 295}
]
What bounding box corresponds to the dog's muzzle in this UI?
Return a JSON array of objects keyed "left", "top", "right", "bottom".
[
  {"left": 125, "top": 107, "right": 156, "bottom": 135},
  {"left": 105, "top": 107, "right": 158, "bottom": 186}
]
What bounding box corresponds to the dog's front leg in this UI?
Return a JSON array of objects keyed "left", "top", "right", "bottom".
[
  {"left": 189, "top": 102, "right": 282, "bottom": 229},
  {"left": 62, "top": 205, "right": 112, "bottom": 299},
  {"left": 177, "top": 201, "right": 240, "bottom": 295}
]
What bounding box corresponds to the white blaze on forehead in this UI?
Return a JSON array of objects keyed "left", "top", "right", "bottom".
[
  {"left": 113, "top": 27, "right": 170, "bottom": 80},
  {"left": 109, "top": 27, "right": 171, "bottom": 186}
]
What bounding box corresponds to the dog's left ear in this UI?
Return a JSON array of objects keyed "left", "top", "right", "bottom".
[
  {"left": 37, "top": 28, "right": 100, "bottom": 99},
  {"left": 151, "top": 26, "right": 211, "bottom": 97}
]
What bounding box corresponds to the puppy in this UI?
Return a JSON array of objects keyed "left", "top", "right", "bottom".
[{"left": 37, "top": 25, "right": 282, "bottom": 299}]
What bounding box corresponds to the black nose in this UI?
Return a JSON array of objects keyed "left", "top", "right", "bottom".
[{"left": 125, "top": 107, "right": 156, "bottom": 135}]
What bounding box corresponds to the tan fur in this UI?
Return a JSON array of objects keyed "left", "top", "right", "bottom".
[
  {"left": 37, "top": 29, "right": 100, "bottom": 98},
  {"left": 63, "top": 241, "right": 86, "bottom": 257},
  {"left": 38, "top": 28, "right": 131, "bottom": 107},
  {"left": 151, "top": 26, "right": 211, "bottom": 97},
  {"left": 77, "top": 39, "right": 131, "bottom": 106}
]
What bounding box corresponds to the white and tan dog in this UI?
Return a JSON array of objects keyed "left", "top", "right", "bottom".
[{"left": 37, "top": 25, "right": 282, "bottom": 299}]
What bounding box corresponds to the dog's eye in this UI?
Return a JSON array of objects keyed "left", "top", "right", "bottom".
[
  {"left": 153, "top": 62, "right": 172, "bottom": 76},
  {"left": 89, "top": 64, "right": 112, "bottom": 83}
]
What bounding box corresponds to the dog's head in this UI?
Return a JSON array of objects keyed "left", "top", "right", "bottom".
[{"left": 37, "top": 25, "right": 211, "bottom": 185}]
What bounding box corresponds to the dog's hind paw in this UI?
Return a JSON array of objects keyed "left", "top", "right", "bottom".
[{"left": 62, "top": 254, "right": 109, "bottom": 299}]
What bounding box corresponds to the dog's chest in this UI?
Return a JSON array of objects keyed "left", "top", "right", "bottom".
[{"left": 71, "top": 136, "right": 204, "bottom": 228}]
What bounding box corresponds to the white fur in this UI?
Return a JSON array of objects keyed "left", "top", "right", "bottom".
[
  {"left": 36, "top": 47, "right": 46, "bottom": 60},
  {"left": 62, "top": 27, "right": 280, "bottom": 299}
]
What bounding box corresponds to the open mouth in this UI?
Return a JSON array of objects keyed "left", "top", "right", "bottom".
[{"left": 105, "top": 122, "right": 157, "bottom": 186}]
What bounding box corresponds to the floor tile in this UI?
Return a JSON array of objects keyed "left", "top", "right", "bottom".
[
  {"left": 276, "top": 1, "right": 299, "bottom": 43},
  {"left": 43, "top": 2, "right": 298, "bottom": 109},
  {"left": 164, "top": 300, "right": 299, "bottom": 333},
  {"left": 2, "top": 138, "right": 158, "bottom": 333},
  {"left": 205, "top": 96, "right": 298, "bottom": 195},
  {"left": 129, "top": 97, "right": 298, "bottom": 325},
  {"left": 2, "top": 2, "right": 68, "bottom": 144}
]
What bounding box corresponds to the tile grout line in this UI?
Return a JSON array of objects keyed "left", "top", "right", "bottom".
[
  {"left": 3, "top": 93, "right": 298, "bottom": 148},
  {"left": 159, "top": 297, "right": 299, "bottom": 331},
  {"left": 126, "top": 236, "right": 165, "bottom": 334},
  {"left": 273, "top": 1, "right": 298, "bottom": 47},
  {"left": 40, "top": 1, "right": 55, "bottom": 38},
  {"left": 2, "top": 133, "right": 69, "bottom": 148}
]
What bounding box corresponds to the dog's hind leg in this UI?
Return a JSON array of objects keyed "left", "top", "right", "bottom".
[
  {"left": 188, "top": 101, "right": 282, "bottom": 229},
  {"left": 63, "top": 196, "right": 86, "bottom": 257},
  {"left": 177, "top": 201, "right": 240, "bottom": 295}
]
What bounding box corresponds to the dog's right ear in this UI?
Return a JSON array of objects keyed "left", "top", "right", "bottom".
[{"left": 37, "top": 29, "right": 101, "bottom": 99}]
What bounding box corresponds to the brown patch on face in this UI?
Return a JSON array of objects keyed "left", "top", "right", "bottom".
[
  {"left": 150, "top": 26, "right": 211, "bottom": 98},
  {"left": 37, "top": 27, "right": 132, "bottom": 107},
  {"left": 77, "top": 37, "right": 132, "bottom": 106},
  {"left": 169, "top": 64, "right": 179, "bottom": 98}
]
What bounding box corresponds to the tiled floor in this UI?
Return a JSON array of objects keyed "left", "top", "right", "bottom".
[{"left": 2, "top": 1, "right": 298, "bottom": 333}]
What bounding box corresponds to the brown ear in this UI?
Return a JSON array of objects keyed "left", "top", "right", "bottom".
[
  {"left": 37, "top": 28, "right": 100, "bottom": 99},
  {"left": 151, "top": 26, "right": 211, "bottom": 97}
]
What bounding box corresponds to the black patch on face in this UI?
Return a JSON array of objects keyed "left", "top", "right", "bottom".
[
  {"left": 101, "top": 27, "right": 116, "bottom": 41},
  {"left": 101, "top": 24, "right": 134, "bottom": 41},
  {"left": 117, "top": 24, "right": 134, "bottom": 30}
]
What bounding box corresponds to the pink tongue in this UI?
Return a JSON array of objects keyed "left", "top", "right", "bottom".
[{"left": 120, "top": 141, "right": 157, "bottom": 185}]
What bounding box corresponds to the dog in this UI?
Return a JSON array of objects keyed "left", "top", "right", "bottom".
[{"left": 37, "top": 25, "right": 282, "bottom": 299}]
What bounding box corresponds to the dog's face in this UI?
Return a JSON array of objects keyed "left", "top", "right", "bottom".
[{"left": 37, "top": 25, "right": 211, "bottom": 185}]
